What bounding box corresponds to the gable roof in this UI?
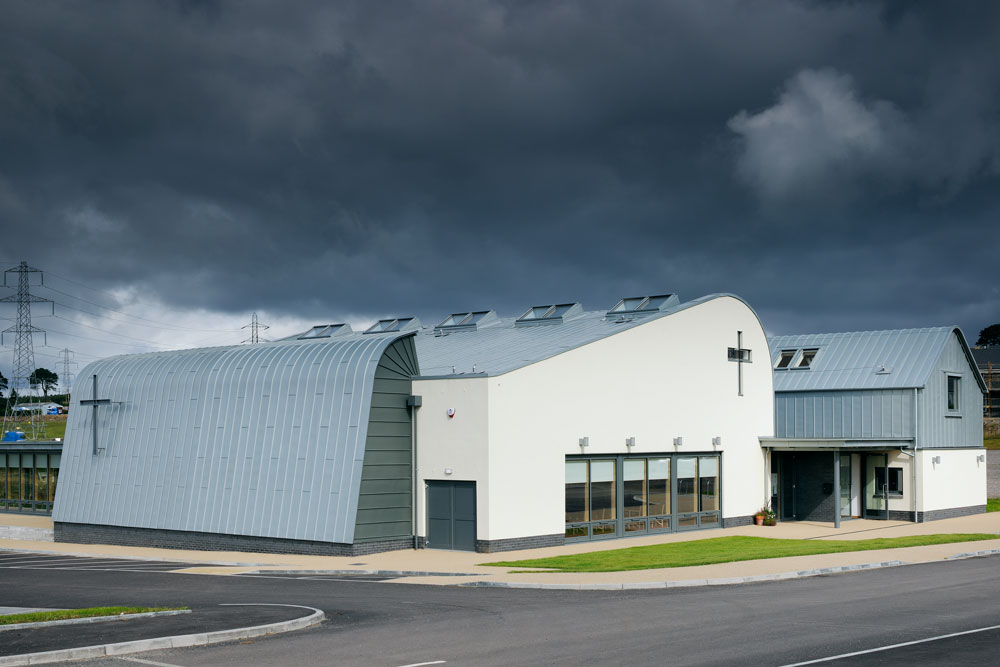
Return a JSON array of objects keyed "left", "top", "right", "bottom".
[
  {"left": 412, "top": 293, "right": 759, "bottom": 378},
  {"left": 769, "top": 327, "right": 986, "bottom": 392}
]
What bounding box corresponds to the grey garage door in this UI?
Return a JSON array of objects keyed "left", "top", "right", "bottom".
[{"left": 426, "top": 481, "right": 476, "bottom": 551}]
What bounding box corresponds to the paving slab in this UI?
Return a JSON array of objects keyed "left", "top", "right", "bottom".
[{"left": 0, "top": 511, "right": 997, "bottom": 589}]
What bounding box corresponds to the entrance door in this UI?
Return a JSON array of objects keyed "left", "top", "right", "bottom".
[
  {"left": 426, "top": 481, "right": 476, "bottom": 551},
  {"left": 863, "top": 454, "right": 889, "bottom": 520}
]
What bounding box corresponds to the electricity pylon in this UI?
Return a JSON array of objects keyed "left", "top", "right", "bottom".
[
  {"left": 241, "top": 312, "right": 269, "bottom": 344},
  {"left": 0, "top": 261, "right": 54, "bottom": 440},
  {"left": 59, "top": 348, "right": 77, "bottom": 393}
]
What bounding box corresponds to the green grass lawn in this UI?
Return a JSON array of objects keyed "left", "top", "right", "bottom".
[
  {"left": 483, "top": 534, "right": 999, "bottom": 573},
  {"left": 988, "top": 498, "right": 1000, "bottom": 513},
  {"left": 0, "top": 606, "right": 187, "bottom": 626},
  {"left": 985, "top": 437, "right": 1000, "bottom": 450},
  {"left": 6, "top": 416, "right": 67, "bottom": 442}
]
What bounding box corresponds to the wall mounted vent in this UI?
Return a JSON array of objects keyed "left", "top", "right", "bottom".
[
  {"left": 606, "top": 294, "right": 679, "bottom": 320},
  {"left": 298, "top": 323, "right": 352, "bottom": 340},
  {"left": 364, "top": 317, "right": 420, "bottom": 334},
  {"left": 434, "top": 310, "right": 498, "bottom": 333},
  {"left": 515, "top": 303, "right": 583, "bottom": 327}
]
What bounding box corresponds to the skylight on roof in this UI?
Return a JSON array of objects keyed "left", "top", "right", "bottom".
[
  {"left": 797, "top": 349, "right": 818, "bottom": 368},
  {"left": 515, "top": 303, "right": 582, "bottom": 327},
  {"left": 435, "top": 310, "right": 497, "bottom": 332},
  {"left": 364, "top": 317, "right": 417, "bottom": 334},
  {"left": 298, "top": 324, "right": 348, "bottom": 339},
  {"left": 607, "top": 293, "right": 679, "bottom": 318},
  {"left": 775, "top": 350, "right": 796, "bottom": 369}
]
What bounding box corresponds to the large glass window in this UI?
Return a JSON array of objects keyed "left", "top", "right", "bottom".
[
  {"left": 590, "top": 460, "right": 616, "bottom": 521},
  {"left": 676, "top": 457, "right": 697, "bottom": 513},
  {"left": 49, "top": 454, "right": 60, "bottom": 502},
  {"left": 21, "top": 455, "right": 33, "bottom": 506},
  {"left": 0, "top": 454, "right": 6, "bottom": 501},
  {"left": 7, "top": 454, "right": 19, "bottom": 505},
  {"left": 623, "top": 460, "right": 646, "bottom": 518},
  {"left": 647, "top": 457, "right": 670, "bottom": 516},
  {"left": 35, "top": 454, "right": 48, "bottom": 502},
  {"left": 699, "top": 456, "right": 719, "bottom": 511},
  {"left": 565, "top": 461, "right": 589, "bottom": 524}
]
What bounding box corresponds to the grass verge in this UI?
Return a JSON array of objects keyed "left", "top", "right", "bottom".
[
  {"left": 0, "top": 606, "right": 187, "bottom": 626},
  {"left": 989, "top": 498, "right": 1000, "bottom": 513},
  {"left": 483, "top": 534, "right": 999, "bottom": 573},
  {"left": 984, "top": 437, "right": 1000, "bottom": 451}
]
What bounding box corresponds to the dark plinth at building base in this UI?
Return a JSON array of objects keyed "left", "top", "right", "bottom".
[
  {"left": 886, "top": 504, "right": 986, "bottom": 523},
  {"left": 475, "top": 534, "right": 565, "bottom": 553},
  {"left": 54, "top": 522, "right": 413, "bottom": 557},
  {"left": 722, "top": 514, "right": 755, "bottom": 528}
]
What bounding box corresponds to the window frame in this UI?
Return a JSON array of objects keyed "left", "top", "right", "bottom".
[{"left": 946, "top": 374, "right": 961, "bottom": 413}]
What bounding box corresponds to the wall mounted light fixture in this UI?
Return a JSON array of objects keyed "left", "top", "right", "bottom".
[
  {"left": 932, "top": 456, "right": 941, "bottom": 465},
  {"left": 712, "top": 436, "right": 722, "bottom": 447},
  {"left": 673, "top": 436, "right": 683, "bottom": 447},
  {"left": 626, "top": 436, "right": 636, "bottom": 449},
  {"left": 579, "top": 436, "right": 589, "bottom": 449}
]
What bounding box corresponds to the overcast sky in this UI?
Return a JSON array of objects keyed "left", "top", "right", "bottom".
[{"left": 1, "top": 1, "right": 998, "bottom": 379}]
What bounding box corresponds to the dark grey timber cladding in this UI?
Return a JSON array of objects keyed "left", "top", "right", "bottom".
[
  {"left": 55, "top": 522, "right": 413, "bottom": 556},
  {"left": 355, "top": 336, "right": 419, "bottom": 542}
]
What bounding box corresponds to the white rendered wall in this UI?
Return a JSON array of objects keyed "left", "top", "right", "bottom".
[
  {"left": 884, "top": 450, "right": 913, "bottom": 515},
  {"left": 411, "top": 377, "right": 490, "bottom": 539},
  {"left": 476, "top": 296, "right": 774, "bottom": 541},
  {"left": 917, "top": 448, "right": 987, "bottom": 512}
]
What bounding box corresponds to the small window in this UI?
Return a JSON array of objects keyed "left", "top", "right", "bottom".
[
  {"left": 876, "top": 467, "right": 904, "bottom": 497},
  {"left": 775, "top": 350, "right": 796, "bottom": 369},
  {"left": 728, "top": 347, "right": 751, "bottom": 362},
  {"left": 797, "top": 349, "right": 818, "bottom": 368},
  {"left": 947, "top": 375, "right": 960, "bottom": 411}
]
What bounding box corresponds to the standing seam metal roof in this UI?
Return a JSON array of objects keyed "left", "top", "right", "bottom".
[
  {"left": 769, "top": 327, "right": 985, "bottom": 392},
  {"left": 412, "top": 293, "right": 761, "bottom": 377},
  {"left": 53, "top": 331, "right": 412, "bottom": 545}
]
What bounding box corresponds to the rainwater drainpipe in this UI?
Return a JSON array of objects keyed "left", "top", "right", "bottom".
[
  {"left": 407, "top": 395, "right": 423, "bottom": 549},
  {"left": 913, "top": 387, "right": 920, "bottom": 523}
]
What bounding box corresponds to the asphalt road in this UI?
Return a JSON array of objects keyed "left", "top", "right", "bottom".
[{"left": 2, "top": 555, "right": 999, "bottom": 666}]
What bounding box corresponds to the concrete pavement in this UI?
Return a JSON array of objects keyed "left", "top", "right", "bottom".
[{"left": 2, "top": 511, "right": 998, "bottom": 589}]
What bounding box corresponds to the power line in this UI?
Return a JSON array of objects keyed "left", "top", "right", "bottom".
[
  {"left": 58, "top": 348, "right": 78, "bottom": 392},
  {"left": 37, "top": 284, "right": 239, "bottom": 333}
]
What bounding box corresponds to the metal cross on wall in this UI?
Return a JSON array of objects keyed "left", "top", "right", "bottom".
[
  {"left": 727, "top": 331, "right": 752, "bottom": 396},
  {"left": 79, "top": 374, "right": 111, "bottom": 455}
]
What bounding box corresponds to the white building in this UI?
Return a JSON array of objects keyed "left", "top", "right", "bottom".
[{"left": 53, "top": 293, "right": 774, "bottom": 554}]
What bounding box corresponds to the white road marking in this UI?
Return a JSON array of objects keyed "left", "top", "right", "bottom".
[
  {"left": 781, "top": 623, "right": 1000, "bottom": 666},
  {"left": 121, "top": 657, "right": 187, "bottom": 667},
  {"left": 395, "top": 662, "right": 446, "bottom": 667}
]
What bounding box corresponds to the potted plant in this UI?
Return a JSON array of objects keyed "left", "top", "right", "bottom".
[
  {"left": 754, "top": 507, "right": 766, "bottom": 526},
  {"left": 763, "top": 507, "right": 777, "bottom": 526}
]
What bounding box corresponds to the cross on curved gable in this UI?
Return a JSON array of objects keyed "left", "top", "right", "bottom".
[
  {"left": 727, "top": 331, "right": 752, "bottom": 396},
  {"left": 79, "top": 374, "right": 111, "bottom": 455}
]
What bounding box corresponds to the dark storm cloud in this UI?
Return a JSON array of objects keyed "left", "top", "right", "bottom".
[{"left": 1, "top": 0, "right": 998, "bottom": 351}]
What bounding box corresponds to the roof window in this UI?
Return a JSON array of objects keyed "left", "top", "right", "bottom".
[
  {"left": 515, "top": 302, "right": 583, "bottom": 327},
  {"left": 435, "top": 310, "right": 498, "bottom": 333},
  {"left": 298, "top": 323, "right": 350, "bottom": 340},
  {"left": 364, "top": 317, "right": 419, "bottom": 334},
  {"left": 606, "top": 293, "right": 679, "bottom": 319},
  {"left": 797, "top": 349, "right": 818, "bottom": 368},
  {"left": 775, "top": 350, "right": 796, "bottom": 369}
]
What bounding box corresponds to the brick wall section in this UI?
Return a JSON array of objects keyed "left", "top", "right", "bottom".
[
  {"left": 54, "top": 522, "right": 413, "bottom": 557},
  {"left": 883, "top": 505, "right": 985, "bottom": 522},
  {"left": 475, "top": 534, "right": 564, "bottom": 553},
  {"left": 722, "top": 515, "right": 754, "bottom": 528}
]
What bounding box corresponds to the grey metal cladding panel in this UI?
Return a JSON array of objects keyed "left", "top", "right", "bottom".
[
  {"left": 52, "top": 332, "right": 410, "bottom": 544},
  {"left": 918, "top": 334, "right": 984, "bottom": 448},
  {"left": 775, "top": 390, "right": 914, "bottom": 439},
  {"left": 770, "top": 328, "right": 955, "bottom": 392},
  {"left": 415, "top": 293, "right": 757, "bottom": 377}
]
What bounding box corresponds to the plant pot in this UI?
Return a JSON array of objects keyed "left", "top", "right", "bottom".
[
  {"left": 763, "top": 518, "right": 777, "bottom": 526},
  {"left": 754, "top": 516, "right": 764, "bottom": 526}
]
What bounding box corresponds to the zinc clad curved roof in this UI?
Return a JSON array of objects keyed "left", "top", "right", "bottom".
[
  {"left": 53, "top": 332, "right": 412, "bottom": 545},
  {"left": 769, "top": 327, "right": 983, "bottom": 392}
]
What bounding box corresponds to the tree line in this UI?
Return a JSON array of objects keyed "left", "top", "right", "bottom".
[{"left": 0, "top": 368, "right": 60, "bottom": 400}]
